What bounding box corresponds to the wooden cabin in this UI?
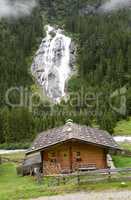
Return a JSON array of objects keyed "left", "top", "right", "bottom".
[{"left": 26, "top": 120, "right": 120, "bottom": 175}]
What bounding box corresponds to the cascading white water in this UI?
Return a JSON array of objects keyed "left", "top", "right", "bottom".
[{"left": 31, "top": 25, "right": 75, "bottom": 102}]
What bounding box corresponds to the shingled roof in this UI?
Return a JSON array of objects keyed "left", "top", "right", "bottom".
[{"left": 26, "top": 120, "right": 120, "bottom": 154}]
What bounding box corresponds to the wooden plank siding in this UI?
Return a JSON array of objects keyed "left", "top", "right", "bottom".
[
  {"left": 72, "top": 143, "right": 107, "bottom": 170},
  {"left": 42, "top": 141, "right": 107, "bottom": 175}
]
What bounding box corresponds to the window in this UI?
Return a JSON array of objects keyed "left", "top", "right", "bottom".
[
  {"left": 49, "top": 152, "right": 56, "bottom": 163},
  {"left": 76, "top": 152, "right": 81, "bottom": 162},
  {"left": 64, "top": 153, "right": 67, "bottom": 157},
  {"left": 50, "top": 159, "right": 56, "bottom": 163},
  {"left": 51, "top": 152, "right": 55, "bottom": 157},
  {"left": 76, "top": 152, "right": 80, "bottom": 157}
]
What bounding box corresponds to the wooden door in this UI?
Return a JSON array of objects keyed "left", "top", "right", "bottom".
[{"left": 58, "top": 149, "right": 70, "bottom": 172}]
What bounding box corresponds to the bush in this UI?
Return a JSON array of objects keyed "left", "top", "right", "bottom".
[{"left": 0, "top": 143, "right": 30, "bottom": 150}]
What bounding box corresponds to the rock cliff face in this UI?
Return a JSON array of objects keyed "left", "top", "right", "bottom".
[{"left": 31, "top": 25, "right": 75, "bottom": 102}]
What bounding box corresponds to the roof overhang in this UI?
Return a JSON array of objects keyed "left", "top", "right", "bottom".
[{"left": 26, "top": 138, "right": 121, "bottom": 155}]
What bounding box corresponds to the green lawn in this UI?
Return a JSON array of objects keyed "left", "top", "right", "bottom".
[
  {"left": 1, "top": 162, "right": 131, "bottom": 200},
  {"left": 114, "top": 117, "right": 131, "bottom": 135},
  {"left": 113, "top": 156, "right": 131, "bottom": 168},
  {"left": 2, "top": 152, "right": 25, "bottom": 162},
  {"left": 93, "top": 119, "right": 131, "bottom": 168},
  {"left": 112, "top": 142, "right": 131, "bottom": 168},
  {"left": 119, "top": 142, "right": 131, "bottom": 151},
  {"left": 0, "top": 163, "right": 58, "bottom": 200}
]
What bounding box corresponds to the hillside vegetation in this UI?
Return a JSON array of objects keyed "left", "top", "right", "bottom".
[
  {"left": 0, "top": 0, "right": 131, "bottom": 145},
  {"left": 114, "top": 117, "right": 131, "bottom": 135}
]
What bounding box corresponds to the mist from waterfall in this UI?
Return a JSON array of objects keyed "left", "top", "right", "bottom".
[
  {"left": 0, "top": 0, "right": 37, "bottom": 19},
  {"left": 99, "top": 0, "right": 131, "bottom": 12}
]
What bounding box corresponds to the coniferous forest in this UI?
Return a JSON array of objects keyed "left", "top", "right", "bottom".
[{"left": 0, "top": 0, "right": 131, "bottom": 147}]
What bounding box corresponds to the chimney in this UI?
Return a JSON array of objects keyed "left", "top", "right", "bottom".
[
  {"left": 65, "top": 119, "right": 73, "bottom": 138},
  {"left": 66, "top": 119, "right": 73, "bottom": 125}
]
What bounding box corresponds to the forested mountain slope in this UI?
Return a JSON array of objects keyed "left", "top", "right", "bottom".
[{"left": 0, "top": 0, "right": 131, "bottom": 145}]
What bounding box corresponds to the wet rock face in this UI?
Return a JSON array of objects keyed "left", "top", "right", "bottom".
[
  {"left": 31, "top": 25, "right": 76, "bottom": 102},
  {"left": 79, "top": 3, "right": 102, "bottom": 15},
  {"left": 70, "top": 41, "right": 76, "bottom": 68},
  {"left": 79, "top": 5, "right": 96, "bottom": 15}
]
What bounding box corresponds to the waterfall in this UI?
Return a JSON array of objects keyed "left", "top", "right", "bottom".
[{"left": 31, "top": 25, "right": 75, "bottom": 102}]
